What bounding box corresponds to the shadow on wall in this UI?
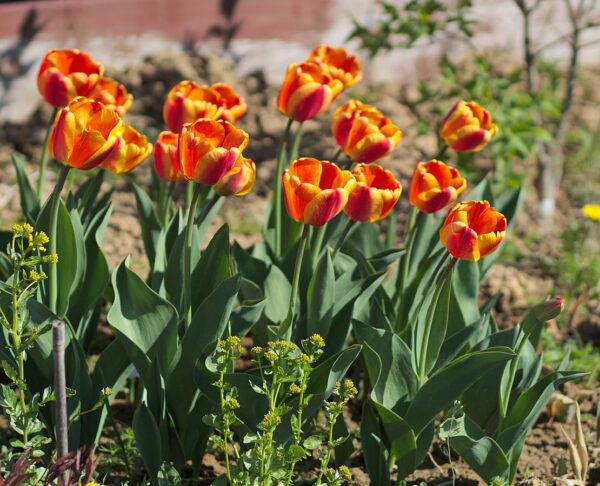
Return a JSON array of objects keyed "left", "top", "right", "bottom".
[{"left": 0, "top": 8, "right": 44, "bottom": 110}]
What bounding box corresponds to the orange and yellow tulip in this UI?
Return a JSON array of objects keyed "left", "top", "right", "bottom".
[
  {"left": 214, "top": 157, "right": 256, "bottom": 196},
  {"left": 283, "top": 157, "right": 356, "bottom": 227},
  {"left": 439, "top": 200, "right": 506, "bottom": 261},
  {"left": 439, "top": 101, "right": 498, "bottom": 152},
  {"left": 163, "top": 81, "right": 246, "bottom": 133},
  {"left": 100, "top": 124, "right": 152, "bottom": 174},
  {"left": 306, "top": 45, "right": 361, "bottom": 88},
  {"left": 90, "top": 77, "right": 133, "bottom": 116},
  {"left": 332, "top": 100, "right": 402, "bottom": 163},
  {"left": 49, "top": 97, "right": 122, "bottom": 170},
  {"left": 179, "top": 119, "right": 249, "bottom": 186},
  {"left": 409, "top": 160, "right": 466, "bottom": 213},
  {"left": 211, "top": 83, "right": 247, "bottom": 124},
  {"left": 345, "top": 164, "right": 401, "bottom": 222},
  {"left": 277, "top": 63, "right": 343, "bottom": 122},
  {"left": 37, "top": 49, "right": 103, "bottom": 107},
  {"left": 154, "top": 131, "right": 185, "bottom": 182}
]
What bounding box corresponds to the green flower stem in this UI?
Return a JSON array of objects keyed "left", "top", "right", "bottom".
[
  {"left": 160, "top": 181, "right": 176, "bottom": 228},
  {"left": 417, "top": 257, "right": 457, "bottom": 385},
  {"left": 400, "top": 206, "right": 419, "bottom": 291},
  {"left": 185, "top": 180, "right": 194, "bottom": 209},
  {"left": 78, "top": 169, "right": 105, "bottom": 215},
  {"left": 218, "top": 370, "right": 233, "bottom": 484},
  {"left": 434, "top": 143, "right": 449, "bottom": 160},
  {"left": 332, "top": 148, "right": 343, "bottom": 164},
  {"left": 285, "top": 224, "right": 309, "bottom": 332},
  {"left": 183, "top": 184, "right": 203, "bottom": 328},
  {"left": 316, "top": 408, "right": 340, "bottom": 486},
  {"left": 331, "top": 219, "right": 356, "bottom": 261},
  {"left": 48, "top": 165, "right": 71, "bottom": 314},
  {"left": 385, "top": 207, "right": 397, "bottom": 249},
  {"left": 274, "top": 119, "right": 294, "bottom": 259},
  {"left": 311, "top": 224, "right": 327, "bottom": 267},
  {"left": 37, "top": 107, "right": 58, "bottom": 199},
  {"left": 498, "top": 328, "right": 530, "bottom": 431},
  {"left": 289, "top": 122, "right": 303, "bottom": 161}
]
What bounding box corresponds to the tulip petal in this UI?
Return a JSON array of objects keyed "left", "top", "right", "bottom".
[{"left": 304, "top": 188, "right": 347, "bottom": 226}]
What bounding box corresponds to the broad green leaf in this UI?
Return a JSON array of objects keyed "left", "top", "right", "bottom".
[
  {"left": 134, "top": 183, "right": 161, "bottom": 266},
  {"left": 11, "top": 152, "right": 40, "bottom": 223},
  {"left": 108, "top": 260, "right": 179, "bottom": 379},
  {"left": 133, "top": 403, "right": 163, "bottom": 481},
  {"left": 360, "top": 401, "right": 390, "bottom": 486},
  {"left": 405, "top": 347, "right": 515, "bottom": 434},
  {"left": 306, "top": 250, "right": 335, "bottom": 338}
]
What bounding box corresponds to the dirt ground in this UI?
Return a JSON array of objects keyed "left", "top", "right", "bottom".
[{"left": 0, "top": 49, "right": 598, "bottom": 485}]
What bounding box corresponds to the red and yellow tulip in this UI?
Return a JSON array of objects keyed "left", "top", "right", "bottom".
[
  {"left": 154, "top": 131, "right": 185, "bottom": 182},
  {"left": 440, "top": 200, "right": 506, "bottom": 261},
  {"left": 163, "top": 81, "right": 246, "bottom": 133},
  {"left": 100, "top": 124, "right": 152, "bottom": 174},
  {"left": 283, "top": 157, "right": 356, "bottom": 227},
  {"left": 409, "top": 160, "right": 466, "bottom": 213},
  {"left": 179, "top": 119, "right": 249, "bottom": 186},
  {"left": 332, "top": 100, "right": 402, "bottom": 163},
  {"left": 214, "top": 157, "right": 256, "bottom": 196},
  {"left": 345, "top": 164, "right": 401, "bottom": 222},
  {"left": 37, "top": 49, "right": 103, "bottom": 107},
  {"left": 49, "top": 97, "right": 122, "bottom": 170},
  {"left": 277, "top": 63, "right": 343, "bottom": 122},
  {"left": 306, "top": 45, "right": 361, "bottom": 88},
  {"left": 90, "top": 77, "right": 133, "bottom": 116},
  {"left": 439, "top": 101, "right": 498, "bottom": 152}
]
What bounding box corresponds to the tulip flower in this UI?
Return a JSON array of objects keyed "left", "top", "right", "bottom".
[
  {"left": 163, "top": 81, "right": 223, "bottom": 133},
  {"left": 440, "top": 200, "right": 506, "bottom": 261},
  {"left": 154, "top": 131, "right": 185, "bottom": 182},
  {"left": 283, "top": 157, "right": 356, "bottom": 227},
  {"left": 582, "top": 204, "right": 600, "bottom": 221},
  {"left": 277, "top": 62, "right": 343, "bottom": 122},
  {"left": 49, "top": 97, "right": 123, "bottom": 170},
  {"left": 439, "top": 100, "right": 498, "bottom": 152},
  {"left": 306, "top": 44, "right": 361, "bottom": 88},
  {"left": 179, "top": 119, "right": 249, "bottom": 186},
  {"left": 100, "top": 124, "right": 152, "bottom": 174},
  {"left": 214, "top": 157, "right": 256, "bottom": 196},
  {"left": 409, "top": 160, "right": 466, "bottom": 213},
  {"left": 345, "top": 164, "right": 401, "bottom": 222},
  {"left": 37, "top": 49, "right": 103, "bottom": 107},
  {"left": 90, "top": 77, "right": 133, "bottom": 115},
  {"left": 211, "top": 83, "right": 247, "bottom": 123},
  {"left": 332, "top": 100, "right": 402, "bottom": 163}
]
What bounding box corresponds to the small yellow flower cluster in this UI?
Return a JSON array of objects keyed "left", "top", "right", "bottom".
[
  {"left": 334, "top": 379, "right": 358, "bottom": 402},
  {"left": 28, "top": 269, "right": 47, "bottom": 282}
]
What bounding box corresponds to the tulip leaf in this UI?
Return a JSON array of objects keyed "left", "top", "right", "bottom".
[
  {"left": 133, "top": 403, "right": 163, "bottom": 481},
  {"left": 165, "top": 226, "right": 200, "bottom": 314},
  {"left": 404, "top": 347, "right": 515, "bottom": 435},
  {"left": 306, "top": 250, "right": 335, "bottom": 338},
  {"left": 108, "top": 260, "right": 179, "bottom": 379},
  {"left": 353, "top": 322, "right": 417, "bottom": 413},
  {"left": 191, "top": 224, "right": 234, "bottom": 311},
  {"left": 11, "top": 152, "right": 40, "bottom": 223},
  {"left": 440, "top": 415, "right": 510, "bottom": 483},
  {"left": 360, "top": 401, "right": 391, "bottom": 486},
  {"left": 449, "top": 259, "right": 481, "bottom": 334},
  {"left": 133, "top": 183, "right": 161, "bottom": 266}
]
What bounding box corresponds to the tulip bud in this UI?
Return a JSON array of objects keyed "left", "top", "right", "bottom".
[
  {"left": 90, "top": 77, "right": 133, "bottom": 116},
  {"left": 179, "top": 119, "right": 249, "bottom": 186},
  {"left": 283, "top": 157, "right": 356, "bottom": 227},
  {"left": 100, "top": 124, "right": 152, "bottom": 174},
  {"left": 439, "top": 200, "right": 506, "bottom": 261},
  {"left": 214, "top": 157, "right": 256, "bottom": 197},
  {"left": 345, "top": 164, "right": 401, "bottom": 222},
  {"left": 211, "top": 83, "right": 247, "bottom": 124},
  {"left": 409, "top": 160, "right": 466, "bottom": 213},
  {"left": 37, "top": 49, "right": 103, "bottom": 107},
  {"left": 163, "top": 80, "right": 222, "bottom": 133},
  {"left": 534, "top": 297, "right": 565, "bottom": 321},
  {"left": 49, "top": 97, "right": 123, "bottom": 170},
  {"left": 332, "top": 100, "right": 402, "bottom": 163},
  {"left": 154, "top": 131, "right": 185, "bottom": 182},
  {"left": 277, "top": 62, "right": 343, "bottom": 122},
  {"left": 306, "top": 45, "right": 362, "bottom": 88},
  {"left": 439, "top": 100, "right": 498, "bottom": 152}
]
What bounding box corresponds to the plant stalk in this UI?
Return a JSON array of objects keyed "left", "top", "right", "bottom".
[
  {"left": 285, "top": 224, "right": 309, "bottom": 335},
  {"left": 78, "top": 169, "right": 105, "bottom": 215},
  {"left": 48, "top": 165, "right": 71, "bottom": 314},
  {"left": 53, "top": 320, "right": 69, "bottom": 486},
  {"left": 37, "top": 107, "right": 58, "bottom": 199},
  {"left": 273, "top": 119, "right": 294, "bottom": 259},
  {"left": 183, "top": 184, "right": 203, "bottom": 328},
  {"left": 331, "top": 219, "right": 356, "bottom": 260}
]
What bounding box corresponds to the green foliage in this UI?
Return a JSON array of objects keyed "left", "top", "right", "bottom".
[{"left": 348, "top": 0, "right": 474, "bottom": 58}]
